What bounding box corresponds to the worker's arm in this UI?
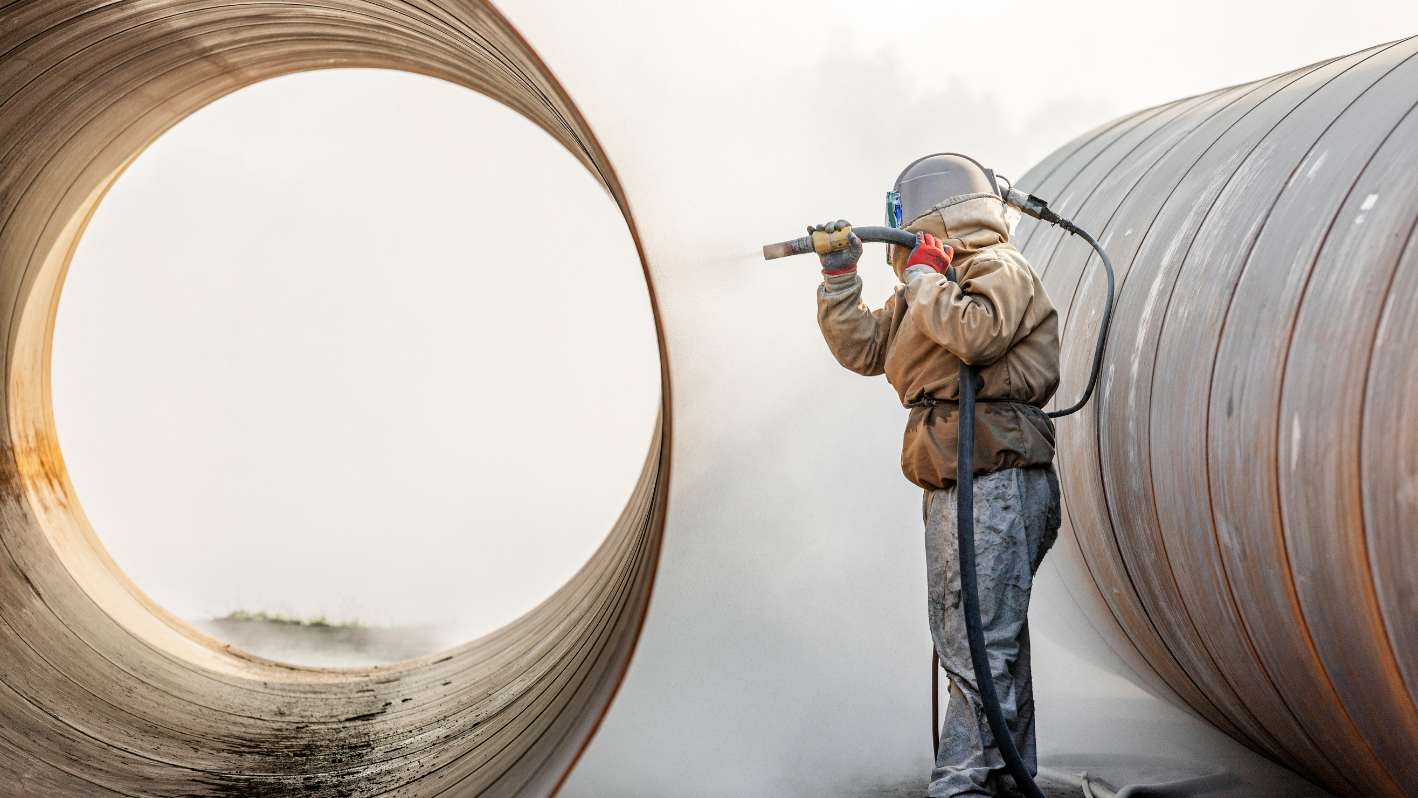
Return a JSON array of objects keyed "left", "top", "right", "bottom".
[
  {"left": 811, "top": 219, "right": 892, "bottom": 376},
  {"left": 904, "top": 252, "right": 1033, "bottom": 366},
  {"left": 817, "top": 273, "right": 894, "bottom": 376}
]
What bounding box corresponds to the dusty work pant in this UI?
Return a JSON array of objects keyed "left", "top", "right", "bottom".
[{"left": 924, "top": 465, "right": 1061, "bottom": 798}]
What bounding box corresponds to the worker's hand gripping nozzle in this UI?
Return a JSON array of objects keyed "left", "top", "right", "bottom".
[
  {"left": 762, "top": 225, "right": 857, "bottom": 260},
  {"left": 763, "top": 224, "right": 920, "bottom": 260}
]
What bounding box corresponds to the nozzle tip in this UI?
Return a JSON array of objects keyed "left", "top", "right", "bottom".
[{"left": 762, "top": 241, "right": 794, "bottom": 260}]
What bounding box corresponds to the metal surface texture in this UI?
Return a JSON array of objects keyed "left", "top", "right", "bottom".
[
  {"left": 1015, "top": 37, "right": 1418, "bottom": 798},
  {"left": 0, "top": 2, "right": 669, "bottom": 795}
]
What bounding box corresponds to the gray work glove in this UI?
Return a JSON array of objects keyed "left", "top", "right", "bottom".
[
  {"left": 811, "top": 219, "right": 862, "bottom": 276},
  {"left": 903, "top": 263, "right": 938, "bottom": 284}
]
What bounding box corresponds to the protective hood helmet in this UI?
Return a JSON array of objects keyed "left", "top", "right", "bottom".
[{"left": 889, "top": 153, "right": 1000, "bottom": 228}]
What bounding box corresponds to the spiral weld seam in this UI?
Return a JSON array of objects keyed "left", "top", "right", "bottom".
[{"left": 1012, "top": 36, "right": 1418, "bottom": 797}]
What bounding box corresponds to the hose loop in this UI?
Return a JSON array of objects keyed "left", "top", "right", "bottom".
[{"left": 1045, "top": 223, "right": 1115, "bottom": 418}]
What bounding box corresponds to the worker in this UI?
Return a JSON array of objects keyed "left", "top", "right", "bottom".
[{"left": 813, "top": 154, "right": 1062, "bottom": 798}]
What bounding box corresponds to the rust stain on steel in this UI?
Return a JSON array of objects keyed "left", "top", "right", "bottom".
[
  {"left": 0, "top": 2, "right": 671, "bottom": 796},
  {"left": 1019, "top": 35, "right": 1418, "bottom": 798}
]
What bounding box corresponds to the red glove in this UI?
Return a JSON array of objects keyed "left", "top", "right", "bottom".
[{"left": 906, "top": 233, "right": 954, "bottom": 273}]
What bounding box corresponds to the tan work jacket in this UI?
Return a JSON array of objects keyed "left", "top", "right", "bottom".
[{"left": 816, "top": 194, "right": 1060, "bottom": 490}]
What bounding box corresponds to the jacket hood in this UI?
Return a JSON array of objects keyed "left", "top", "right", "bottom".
[{"left": 890, "top": 193, "right": 1011, "bottom": 282}]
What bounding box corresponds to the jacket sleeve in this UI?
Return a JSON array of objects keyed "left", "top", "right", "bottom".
[
  {"left": 903, "top": 256, "right": 1033, "bottom": 366},
  {"left": 816, "top": 274, "right": 895, "bottom": 377}
]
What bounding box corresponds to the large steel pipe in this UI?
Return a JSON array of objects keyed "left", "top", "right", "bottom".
[
  {"left": 0, "top": 2, "right": 668, "bottom": 795},
  {"left": 1017, "top": 37, "right": 1418, "bottom": 797}
]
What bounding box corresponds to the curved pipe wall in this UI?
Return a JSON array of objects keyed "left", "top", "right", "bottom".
[
  {"left": 0, "top": 2, "right": 668, "bottom": 796},
  {"left": 1015, "top": 37, "right": 1418, "bottom": 798}
]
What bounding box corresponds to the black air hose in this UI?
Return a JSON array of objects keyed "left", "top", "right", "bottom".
[
  {"left": 761, "top": 225, "right": 918, "bottom": 258},
  {"left": 1045, "top": 222, "right": 1114, "bottom": 418},
  {"left": 955, "top": 355, "right": 1048, "bottom": 798},
  {"left": 945, "top": 218, "right": 1113, "bottom": 798}
]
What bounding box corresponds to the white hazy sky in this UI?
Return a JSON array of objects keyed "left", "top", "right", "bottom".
[
  {"left": 51, "top": 0, "right": 1418, "bottom": 675},
  {"left": 506, "top": 0, "right": 1418, "bottom": 183}
]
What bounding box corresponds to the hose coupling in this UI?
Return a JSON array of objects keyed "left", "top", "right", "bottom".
[
  {"left": 1002, "top": 186, "right": 1064, "bottom": 226},
  {"left": 812, "top": 225, "right": 856, "bottom": 255}
]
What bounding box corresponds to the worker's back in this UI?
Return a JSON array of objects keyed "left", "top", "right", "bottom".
[{"left": 816, "top": 194, "right": 1060, "bottom": 489}]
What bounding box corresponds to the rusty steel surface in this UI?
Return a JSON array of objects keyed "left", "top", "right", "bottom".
[
  {"left": 0, "top": 1, "right": 669, "bottom": 796},
  {"left": 1017, "top": 37, "right": 1418, "bottom": 798}
]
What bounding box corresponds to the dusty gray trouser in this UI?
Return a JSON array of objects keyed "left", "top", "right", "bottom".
[{"left": 924, "top": 466, "right": 1061, "bottom": 797}]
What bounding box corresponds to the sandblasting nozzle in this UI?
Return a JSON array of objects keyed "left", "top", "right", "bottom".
[{"left": 763, "top": 226, "right": 855, "bottom": 260}]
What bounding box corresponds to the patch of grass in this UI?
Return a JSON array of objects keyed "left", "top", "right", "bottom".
[{"left": 222, "top": 610, "right": 365, "bottom": 628}]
